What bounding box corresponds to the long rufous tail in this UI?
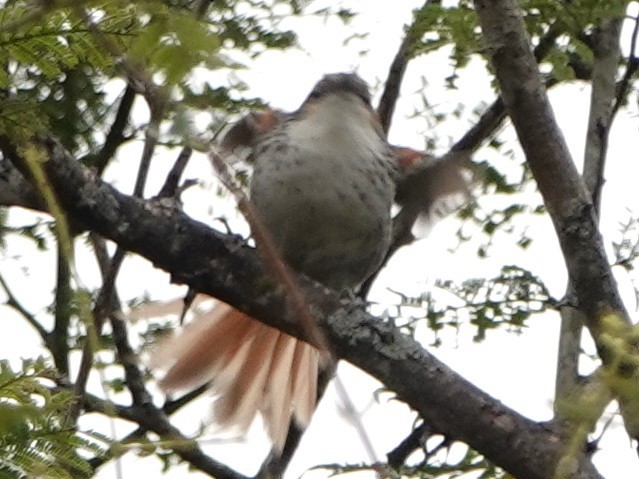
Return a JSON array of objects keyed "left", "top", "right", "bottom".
[{"left": 145, "top": 299, "right": 319, "bottom": 451}]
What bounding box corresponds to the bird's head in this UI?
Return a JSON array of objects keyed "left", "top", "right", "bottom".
[
  {"left": 295, "top": 73, "right": 381, "bottom": 138},
  {"left": 303, "top": 73, "right": 372, "bottom": 107}
]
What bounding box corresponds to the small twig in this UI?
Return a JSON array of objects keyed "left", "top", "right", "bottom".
[
  {"left": 450, "top": 97, "right": 506, "bottom": 154},
  {"left": 334, "top": 375, "right": 378, "bottom": 465},
  {"left": 133, "top": 110, "right": 162, "bottom": 197},
  {"left": 387, "top": 422, "right": 433, "bottom": 469},
  {"left": 70, "top": 246, "right": 126, "bottom": 421},
  {"left": 90, "top": 235, "right": 152, "bottom": 407},
  {"left": 158, "top": 146, "right": 193, "bottom": 198},
  {"left": 94, "top": 85, "right": 137, "bottom": 175},
  {"left": 52, "top": 243, "right": 72, "bottom": 376},
  {"left": 82, "top": 387, "right": 249, "bottom": 479},
  {"left": 81, "top": 390, "right": 248, "bottom": 479},
  {"left": 612, "top": 14, "right": 639, "bottom": 117},
  {"left": 377, "top": 20, "right": 418, "bottom": 134},
  {"left": 0, "top": 270, "right": 49, "bottom": 340},
  {"left": 88, "top": 385, "right": 209, "bottom": 472}
]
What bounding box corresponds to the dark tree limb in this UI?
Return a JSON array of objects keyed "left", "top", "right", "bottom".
[
  {"left": 376, "top": 3, "right": 423, "bottom": 134},
  {"left": 387, "top": 422, "right": 433, "bottom": 469},
  {"left": 158, "top": 146, "right": 193, "bottom": 198},
  {"left": 612, "top": 13, "right": 639, "bottom": 117},
  {"left": 5, "top": 137, "right": 604, "bottom": 479},
  {"left": 52, "top": 243, "right": 72, "bottom": 376},
  {"left": 93, "top": 85, "right": 136, "bottom": 176},
  {"left": 0, "top": 271, "right": 49, "bottom": 340}
]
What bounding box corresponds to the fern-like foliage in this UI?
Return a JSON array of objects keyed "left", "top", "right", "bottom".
[
  {"left": 394, "top": 266, "right": 553, "bottom": 344},
  {"left": 0, "top": 357, "right": 106, "bottom": 479},
  {"left": 0, "top": 0, "right": 305, "bottom": 154}
]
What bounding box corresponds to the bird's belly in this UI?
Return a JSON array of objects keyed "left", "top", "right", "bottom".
[{"left": 250, "top": 151, "right": 393, "bottom": 290}]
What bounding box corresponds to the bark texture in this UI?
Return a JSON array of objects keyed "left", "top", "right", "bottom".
[{"left": 3, "top": 137, "right": 604, "bottom": 479}]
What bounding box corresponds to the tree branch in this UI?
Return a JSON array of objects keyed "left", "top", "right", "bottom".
[
  {"left": 0, "top": 149, "right": 45, "bottom": 210},
  {"left": 93, "top": 85, "right": 136, "bottom": 176},
  {"left": 81, "top": 390, "right": 247, "bottom": 479},
  {"left": 474, "top": 0, "right": 639, "bottom": 455},
  {"left": 0, "top": 270, "right": 49, "bottom": 340},
  {"left": 473, "top": 0, "right": 628, "bottom": 334},
  {"left": 5, "top": 137, "right": 604, "bottom": 479},
  {"left": 52, "top": 243, "right": 72, "bottom": 376},
  {"left": 612, "top": 13, "right": 639, "bottom": 117},
  {"left": 377, "top": 0, "right": 427, "bottom": 134},
  {"left": 555, "top": 15, "right": 623, "bottom": 422}
]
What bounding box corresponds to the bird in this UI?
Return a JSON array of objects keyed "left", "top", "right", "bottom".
[{"left": 149, "top": 73, "right": 397, "bottom": 452}]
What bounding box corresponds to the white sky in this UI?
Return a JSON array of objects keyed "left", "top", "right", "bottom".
[{"left": 2, "top": 1, "right": 639, "bottom": 478}]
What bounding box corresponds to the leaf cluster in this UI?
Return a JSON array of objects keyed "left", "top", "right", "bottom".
[
  {"left": 0, "top": 357, "right": 106, "bottom": 479},
  {"left": 0, "top": 0, "right": 302, "bottom": 157},
  {"left": 395, "top": 266, "right": 552, "bottom": 344}
]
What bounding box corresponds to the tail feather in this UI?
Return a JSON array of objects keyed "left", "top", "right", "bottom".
[
  {"left": 213, "top": 324, "right": 280, "bottom": 431},
  {"left": 289, "top": 341, "right": 318, "bottom": 427},
  {"left": 150, "top": 300, "right": 321, "bottom": 451},
  {"left": 153, "top": 303, "right": 239, "bottom": 391},
  {"left": 263, "top": 333, "right": 297, "bottom": 447}
]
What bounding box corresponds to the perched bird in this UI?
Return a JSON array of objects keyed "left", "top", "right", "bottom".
[{"left": 150, "top": 73, "right": 397, "bottom": 451}]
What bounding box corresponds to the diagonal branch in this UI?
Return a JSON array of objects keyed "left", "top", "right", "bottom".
[
  {"left": 5, "top": 136, "right": 603, "bottom": 479},
  {"left": 0, "top": 270, "right": 49, "bottom": 340},
  {"left": 376, "top": 0, "right": 433, "bottom": 134},
  {"left": 81, "top": 390, "right": 247, "bottom": 479},
  {"left": 92, "top": 85, "right": 137, "bottom": 175}
]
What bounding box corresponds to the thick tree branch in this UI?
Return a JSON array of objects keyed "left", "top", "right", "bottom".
[
  {"left": 0, "top": 150, "right": 45, "bottom": 210},
  {"left": 5, "top": 137, "right": 603, "bottom": 479},
  {"left": 474, "top": 0, "right": 639, "bottom": 455},
  {"left": 473, "top": 0, "right": 628, "bottom": 337}
]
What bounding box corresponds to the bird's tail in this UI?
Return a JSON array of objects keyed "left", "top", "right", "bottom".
[{"left": 146, "top": 299, "right": 320, "bottom": 451}]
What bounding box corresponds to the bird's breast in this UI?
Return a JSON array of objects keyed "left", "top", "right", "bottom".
[{"left": 250, "top": 119, "right": 395, "bottom": 290}]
